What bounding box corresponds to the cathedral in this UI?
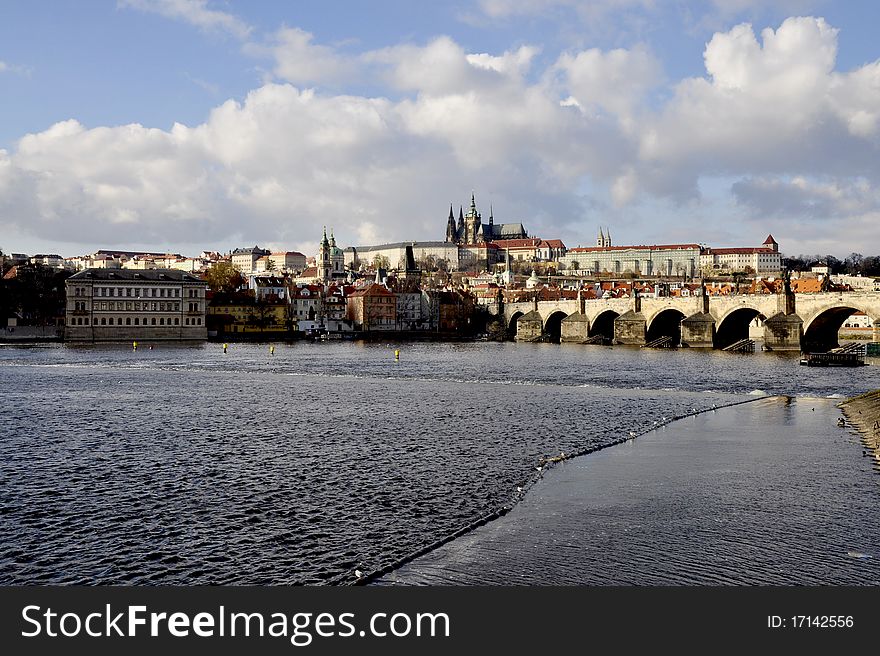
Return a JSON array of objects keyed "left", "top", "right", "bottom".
[{"left": 445, "top": 194, "right": 528, "bottom": 245}]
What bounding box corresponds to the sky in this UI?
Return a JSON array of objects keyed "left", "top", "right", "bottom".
[{"left": 2, "top": 0, "right": 880, "bottom": 260}]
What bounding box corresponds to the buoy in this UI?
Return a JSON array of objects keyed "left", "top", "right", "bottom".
[
  {"left": 132, "top": 341, "right": 137, "bottom": 351},
  {"left": 270, "top": 345, "right": 275, "bottom": 355},
  {"left": 394, "top": 349, "right": 400, "bottom": 360},
  {"left": 223, "top": 343, "right": 228, "bottom": 354},
  {"left": 148, "top": 345, "right": 153, "bottom": 350}
]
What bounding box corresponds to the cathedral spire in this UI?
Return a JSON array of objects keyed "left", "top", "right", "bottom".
[
  {"left": 321, "top": 226, "right": 329, "bottom": 248},
  {"left": 597, "top": 227, "right": 604, "bottom": 247}
]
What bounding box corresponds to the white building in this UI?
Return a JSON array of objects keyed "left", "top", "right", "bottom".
[
  {"left": 560, "top": 243, "right": 701, "bottom": 277},
  {"left": 231, "top": 246, "right": 271, "bottom": 275},
  {"left": 700, "top": 235, "right": 782, "bottom": 274}
]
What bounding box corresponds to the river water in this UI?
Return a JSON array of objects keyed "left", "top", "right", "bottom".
[{"left": 1, "top": 341, "right": 878, "bottom": 585}]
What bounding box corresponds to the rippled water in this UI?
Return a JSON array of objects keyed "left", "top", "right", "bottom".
[
  {"left": 380, "top": 397, "right": 880, "bottom": 585},
  {"left": 1, "top": 341, "right": 878, "bottom": 584}
]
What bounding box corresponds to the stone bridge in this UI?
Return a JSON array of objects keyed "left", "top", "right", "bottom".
[{"left": 487, "top": 291, "right": 880, "bottom": 351}]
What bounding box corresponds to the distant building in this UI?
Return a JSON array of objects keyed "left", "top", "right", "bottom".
[
  {"left": 232, "top": 246, "right": 271, "bottom": 275},
  {"left": 560, "top": 243, "right": 701, "bottom": 277},
  {"left": 700, "top": 235, "right": 781, "bottom": 274},
  {"left": 346, "top": 283, "right": 396, "bottom": 331},
  {"left": 445, "top": 193, "right": 528, "bottom": 245},
  {"left": 345, "top": 242, "right": 459, "bottom": 272},
  {"left": 29, "top": 254, "right": 66, "bottom": 268},
  {"left": 65, "top": 269, "right": 207, "bottom": 341},
  {"left": 250, "top": 275, "right": 287, "bottom": 301},
  {"left": 268, "top": 251, "right": 307, "bottom": 273}
]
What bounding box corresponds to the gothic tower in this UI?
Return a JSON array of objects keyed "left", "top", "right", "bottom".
[
  {"left": 597, "top": 227, "right": 605, "bottom": 248},
  {"left": 445, "top": 204, "right": 457, "bottom": 243}
]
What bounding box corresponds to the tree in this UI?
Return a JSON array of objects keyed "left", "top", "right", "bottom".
[
  {"left": 372, "top": 254, "right": 390, "bottom": 270},
  {"left": 205, "top": 261, "right": 245, "bottom": 293},
  {"left": 265, "top": 258, "right": 276, "bottom": 272}
]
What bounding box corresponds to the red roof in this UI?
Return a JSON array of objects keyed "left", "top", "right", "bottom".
[
  {"left": 706, "top": 247, "right": 776, "bottom": 255},
  {"left": 568, "top": 244, "right": 701, "bottom": 252},
  {"left": 763, "top": 234, "right": 777, "bottom": 245},
  {"left": 348, "top": 283, "right": 394, "bottom": 298},
  {"left": 493, "top": 238, "right": 541, "bottom": 249},
  {"left": 539, "top": 239, "right": 566, "bottom": 248}
]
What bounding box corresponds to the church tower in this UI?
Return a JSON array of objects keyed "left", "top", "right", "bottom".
[
  {"left": 597, "top": 227, "right": 605, "bottom": 248},
  {"left": 318, "top": 226, "right": 331, "bottom": 282},
  {"left": 329, "top": 229, "right": 344, "bottom": 277},
  {"left": 445, "top": 204, "right": 457, "bottom": 243},
  {"left": 465, "top": 193, "right": 482, "bottom": 243}
]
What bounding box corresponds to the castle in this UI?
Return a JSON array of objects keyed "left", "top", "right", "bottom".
[{"left": 445, "top": 194, "right": 528, "bottom": 245}]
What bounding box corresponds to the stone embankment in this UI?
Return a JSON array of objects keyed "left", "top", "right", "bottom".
[{"left": 840, "top": 389, "right": 880, "bottom": 471}]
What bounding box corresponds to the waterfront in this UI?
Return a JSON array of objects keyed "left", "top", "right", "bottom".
[{"left": 1, "top": 341, "right": 879, "bottom": 585}]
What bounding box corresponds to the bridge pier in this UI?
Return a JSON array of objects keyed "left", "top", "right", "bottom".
[
  {"left": 515, "top": 310, "right": 543, "bottom": 342},
  {"left": 561, "top": 313, "right": 590, "bottom": 343},
  {"left": 763, "top": 313, "right": 803, "bottom": 351},
  {"left": 614, "top": 311, "right": 646, "bottom": 345},
  {"left": 681, "top": 312, "right": 715, "bottom": 348}
]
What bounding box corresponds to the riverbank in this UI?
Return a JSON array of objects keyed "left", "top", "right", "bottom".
[
  {"left": 841, "top": 390, "right": 880, "bottom": 470},
  {"left": 375, "top": 395, "right": 879, "bottom": 585}
]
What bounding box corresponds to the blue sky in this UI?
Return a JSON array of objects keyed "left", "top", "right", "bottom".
[{"left": 2, "top": 0, "right": 880, "bottom": 258}]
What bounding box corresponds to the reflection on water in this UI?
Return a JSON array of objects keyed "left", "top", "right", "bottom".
[{"left": 1, "top": 342, "right": 878, "bottom": 584}]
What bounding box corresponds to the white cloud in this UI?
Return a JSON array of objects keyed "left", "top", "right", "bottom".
[
  {"left": 638, "top": 17, "right": 880, "bottom": 198},
  {"left": 554, "top": 44, "right": 661, "bottom": 128},
  {"left": 119, "top": 0, "right": 252, "bottom": 40},
  {"left": 255, "top": 27, "right": 357, "bottom": 86},
  {"left": 4, "top": 17, "right": 880, "bottom": 256}
]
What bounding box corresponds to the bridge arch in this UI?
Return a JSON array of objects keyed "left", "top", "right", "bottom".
[
  {"left": 646, "top": 308, "right": 686, "bottom": 344},
  {"left": 802, "top": 305, "right": 876, "bottom": 352},
  {"left": 543, "top": 311, "right": 568, "bottom": 343},
  {"left": 716, "top": 307, "right": 766, "bottom": 349},
  {"left": 508, "top": 311, "right": 524, "bottom": 337},
  {"left": 589, "top": 310, "right": 619, "bottom": 341}
]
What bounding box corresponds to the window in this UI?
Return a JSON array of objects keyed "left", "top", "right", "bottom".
[
  {"left": 151, "top": 318, "right": 156, "bottom": 325},
  {"left": 174, "top": 303, "right": 179, "bottom": 311},
  {"left": 160, "top": 318, "right": 165, "bottom": 325},
  {"left": 117, "top": 288, "right": 122, "bottom": 297},
  {"left": 75, "top": 288, "right": 80, "bottom": 296},
  {"left": 126, "top": 288, "right": 131, "bottom": 297},
  {"left": 197, "top": 318, "right": 202, "bottom": 325},
  {"left": 101, "top": 318, "right": 106, "bottom": 325},
  {"left": 185, "top": 318, "right": 189, "bottom": 325},
  {"left": 134, "top": 318, "right": 139, "bottom": 325},
  {"left": 108, "top": 318, "right": 114, "bottom": 325},
  {"left": 160, "top": 289, "right": 165, "bottom": 297},
  {"left": 174, "top": 318, "right": 179, "bottom": 325},
  {"left": 126, "top": 318, "right": 131, "bottom": 325}
]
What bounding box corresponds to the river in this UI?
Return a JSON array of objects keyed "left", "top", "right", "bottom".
[{"left": 1, "top": 341, "right": 878, "bottom": 584}]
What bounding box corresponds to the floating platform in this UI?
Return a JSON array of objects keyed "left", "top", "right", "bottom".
[{"left": 800, "top": 352, "right": 865, "bottom": 367}]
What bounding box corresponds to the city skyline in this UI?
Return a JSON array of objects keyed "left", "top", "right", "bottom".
[{"left": 2, "top": 1, "right": 880, "bottom": 258}]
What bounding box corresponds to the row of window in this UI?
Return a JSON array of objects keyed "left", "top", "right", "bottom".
[
  {"left": 72, "top": 301, "right": 200, "bottom": 312},
  {"left": 91, "top": 287, "right": 185, "bottom": 298},
  {"left": 69, "top": 316, "right": 203, "bottom": 326}
]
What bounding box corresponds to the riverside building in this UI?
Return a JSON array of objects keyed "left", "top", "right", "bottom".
[{"left": 65, "top": 269, "right": 208, "bottom": 341}]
